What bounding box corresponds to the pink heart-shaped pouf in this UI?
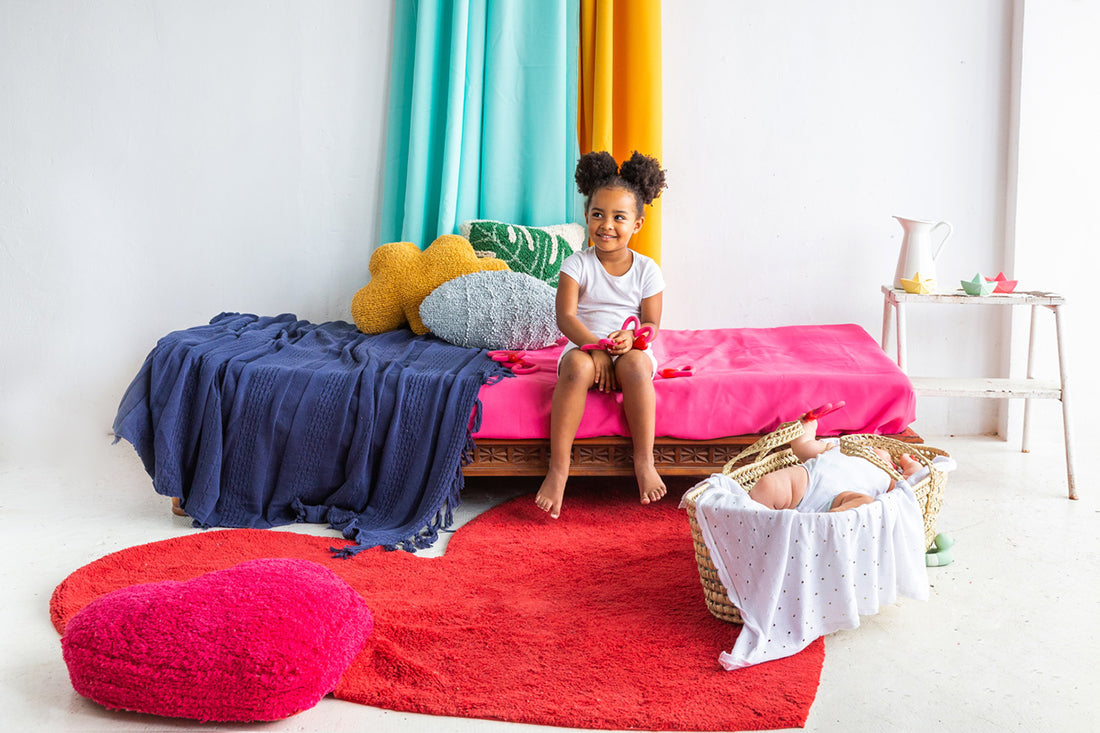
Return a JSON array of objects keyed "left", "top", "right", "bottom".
[{"left": 60, "top": 558, "right": 373, "bottom": 722}]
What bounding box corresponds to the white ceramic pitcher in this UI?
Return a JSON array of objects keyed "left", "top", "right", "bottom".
[{"left": 892, "top": 216, "right": 952, "bottom": 289}]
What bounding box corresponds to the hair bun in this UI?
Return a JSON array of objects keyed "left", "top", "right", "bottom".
[
  {"left": 574, "top": 151, "right": 620, "bottom": 197},
  {"left": 618, "top": 151, "right": 667, "bottom": 206}
]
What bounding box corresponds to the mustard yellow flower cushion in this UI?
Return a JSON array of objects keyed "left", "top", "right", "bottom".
[{"left": 351, "top": 235, "right": 509, "bottom": 335}]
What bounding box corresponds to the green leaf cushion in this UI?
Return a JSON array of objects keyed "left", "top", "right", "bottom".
[{"left": 459, "top": 220, "right": 585, "bottom": 286}]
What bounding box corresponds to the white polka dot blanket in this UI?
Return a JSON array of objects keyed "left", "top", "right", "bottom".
[{"left": 690, "top": 469, "right": 942, "bottom": 669}]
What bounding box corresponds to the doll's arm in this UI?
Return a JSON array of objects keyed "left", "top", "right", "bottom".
[{"left": 790, "top": 417, "right": 832, "bottom": 462}]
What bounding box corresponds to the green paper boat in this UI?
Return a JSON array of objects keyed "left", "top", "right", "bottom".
[{"left": 961, "top": 273, "right": 997, "bottom": 296}]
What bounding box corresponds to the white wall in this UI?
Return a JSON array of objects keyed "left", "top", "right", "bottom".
[
  {"left": 662, "top": 0, "right": 1015, "bottom": 437},
  {"left": 1006, "top": 0, "right": 1100, "bottom": 463},
  {"left": 2, "top": 1, "right": 1095, "bottom": 469},
  {"left": 1, "top": 1, "right": 393, "bottom": 462}
]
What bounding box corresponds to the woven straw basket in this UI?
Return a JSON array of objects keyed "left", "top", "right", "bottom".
[{"left": 683, "top": 421, "right": 949, "bottom": 624}]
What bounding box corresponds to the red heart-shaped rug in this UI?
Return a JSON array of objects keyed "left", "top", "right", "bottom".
[
  {"left": 60, "top": 558, "right": 373, "bottom": 722},
  {"left": 52, "top": 482, "right": 823, "bottom": 730}
]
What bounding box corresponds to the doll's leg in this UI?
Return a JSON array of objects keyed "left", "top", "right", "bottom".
[
  {"left": 536, "top": 350, "right": 594, "bottom": 518},
  {"left": 828, "top": 492, "right": 875, "bottom": 512},
  {"left": 749, "top": 466, "right": 807, "bottom": 511},
  {"left": 616, "top": 350, "right": 666, "bottom": 505}
]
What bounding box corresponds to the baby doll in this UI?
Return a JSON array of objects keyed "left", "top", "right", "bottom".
[{"left": 748, "top": 414, "right": 922, "bottom": 513}]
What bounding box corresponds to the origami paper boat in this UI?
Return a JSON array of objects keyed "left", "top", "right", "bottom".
[
  {"left": 961, "top": 273, "right": 997, "bottom": 296},
  {"left": 900, "top": 272, "right": 936, "bottom": 294},
  {"left": 984, "top": 272, "right": 1018, "bottom": 293}
]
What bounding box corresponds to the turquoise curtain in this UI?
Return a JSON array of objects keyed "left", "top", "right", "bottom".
[{"left": 381, "top": 0, "right": 581, "bottom": 246}]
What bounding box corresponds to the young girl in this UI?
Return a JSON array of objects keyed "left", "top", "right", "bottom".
[{"left": 534, "top": 150, "right": 668, "bottom": 519}]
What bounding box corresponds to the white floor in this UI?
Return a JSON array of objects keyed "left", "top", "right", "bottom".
[{"left": 2, "top": 432, "right": 1097, "bottom": 733}]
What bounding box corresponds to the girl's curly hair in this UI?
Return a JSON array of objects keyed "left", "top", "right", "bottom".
[{"left": 574, "top": 150, "right": 667, "bottom": 217}]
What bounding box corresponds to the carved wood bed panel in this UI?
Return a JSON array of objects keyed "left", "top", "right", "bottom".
[{"left": 464, "top": 430, "right": 924, "bottom": 478}]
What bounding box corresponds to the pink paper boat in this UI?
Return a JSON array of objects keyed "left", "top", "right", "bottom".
[{"left": 984, "top": 272, "right": 1018, "bottom": 293}]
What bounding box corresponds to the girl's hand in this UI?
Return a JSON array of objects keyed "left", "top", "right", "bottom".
[
  {"left": 607, "top": 330, "right": 633, "bottom": 356},
  {"left": 590, "top": 350, "right": 617, "bottom": 392}
]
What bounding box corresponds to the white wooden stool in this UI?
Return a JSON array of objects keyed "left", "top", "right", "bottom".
[{"left": 880, "top": 285, "right": 1076, "bottom": 499}]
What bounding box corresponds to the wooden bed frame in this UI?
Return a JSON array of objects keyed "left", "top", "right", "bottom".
[
  {"left": 463, "top": 430, "right": 924, "bottom": 477},
  {"left": 169, "top": 430, "right": 922, "bottom": 514}
]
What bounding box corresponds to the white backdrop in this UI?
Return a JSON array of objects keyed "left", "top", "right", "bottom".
[
  {"left": 2, "top": 1, "right": 1095, "bottom": 472},
  {"left": 662, "top": 0, "right": 1014, "bottom": 439}
]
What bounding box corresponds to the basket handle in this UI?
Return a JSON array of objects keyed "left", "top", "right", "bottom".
[
  {"left": 721, "top": 420, "right": 805, "bottom": 474},
  {"left": 839, "top": 434, "right": 937, "bottom": 483}
]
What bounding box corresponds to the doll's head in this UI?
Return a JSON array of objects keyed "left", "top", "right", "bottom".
[{"left": 575, "top": 150, "right": 667, "bottom": 219}]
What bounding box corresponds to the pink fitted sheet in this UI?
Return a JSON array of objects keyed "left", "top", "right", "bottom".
[{"left": 473, "top": 324, "right": 916, "bottom": 440}]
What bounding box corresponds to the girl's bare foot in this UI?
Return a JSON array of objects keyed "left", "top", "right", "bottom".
[
  {"left": 535, "top": 469, "right": 568, "bottom": 519},
  {"left": 635, "top": 462, "right": 667, "bottom": 505}
]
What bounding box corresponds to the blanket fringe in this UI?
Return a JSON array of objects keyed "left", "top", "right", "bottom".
[
  {"left": 329, "top": 498, "right": 458, "bottom": 558},
  {"left": 469, "top": 398, "right": 485, "bottom": 434},
  {"left": 482, "top": 369, "right": 513, "bottom": 387}
]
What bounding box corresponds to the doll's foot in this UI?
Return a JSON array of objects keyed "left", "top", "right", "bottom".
[
  {"left": 535, "top": 469, "right": 568, "bottom": 519},
  {"left": 635, "top": 462, "right": 667, "bottom": 505},
  {"left": 898, "top": 453, "right": 922, "bottom": 479}
]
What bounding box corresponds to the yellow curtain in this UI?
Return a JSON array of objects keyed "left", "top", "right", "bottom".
[{"left": 578, "top": 0, "right": 663, "bottom": 263}]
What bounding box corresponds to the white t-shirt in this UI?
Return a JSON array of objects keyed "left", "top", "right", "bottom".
[{"left": 558, "top": 246, "right": 665, "bottom": 345}]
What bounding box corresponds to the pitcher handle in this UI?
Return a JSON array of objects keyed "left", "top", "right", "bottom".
[{"left": 931, "top": 221, "right": 953, "bottom": 260}]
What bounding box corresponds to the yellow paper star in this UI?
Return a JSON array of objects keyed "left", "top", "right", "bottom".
[{"left": 900, "top": 272, "right": 936, "bottom": 294}]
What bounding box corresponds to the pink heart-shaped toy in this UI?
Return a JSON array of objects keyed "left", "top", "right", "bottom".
[{"left": 60, "top": 558, "right": 373, "bottom": 722}]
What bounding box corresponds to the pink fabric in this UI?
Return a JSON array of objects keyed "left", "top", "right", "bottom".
[
  {"left": 60, "top": 559, "right": 373, "bottom": 722},
  {"left": 474, "top": 324, "right": 916, "bottom": 439}
]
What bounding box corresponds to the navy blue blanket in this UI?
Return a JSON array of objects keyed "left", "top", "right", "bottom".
[{"left": 113, "top": 313, "right": 507, "bottom": 555}]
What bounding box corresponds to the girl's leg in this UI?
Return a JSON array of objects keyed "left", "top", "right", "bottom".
[
  {"left": 616, "top": 350, "right": 666, "bottom": 505},
  {"left": 535, "top": 350, "right": 594, "bottom": 518}
]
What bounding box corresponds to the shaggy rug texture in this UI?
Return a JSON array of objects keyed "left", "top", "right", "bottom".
[{"left": 52, "top": 482, "right": 824, "bottom": 730}]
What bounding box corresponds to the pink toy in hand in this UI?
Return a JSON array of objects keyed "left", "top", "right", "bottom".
[
  {"left": 580, "top": 338, "right": 616, "bottom": 352},
  {"left": 622, "top": 316, "right": 656, "bottom": 351},
  {"left": 581, "top": 316, "right": 656, "bottom": 352}
]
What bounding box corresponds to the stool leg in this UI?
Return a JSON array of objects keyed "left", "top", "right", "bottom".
[
  {"left": 881, "top": 293, "right": 893, "bottom": 356},
  {"left": 896, "top": 301, "right": 908, "bottom": 373},
  {"left": 1021, "top": 305, "right": 1039, "bottom": 453},
  {"left": 1052, "top": 304, "right": 1077, "bottom": 499}
]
